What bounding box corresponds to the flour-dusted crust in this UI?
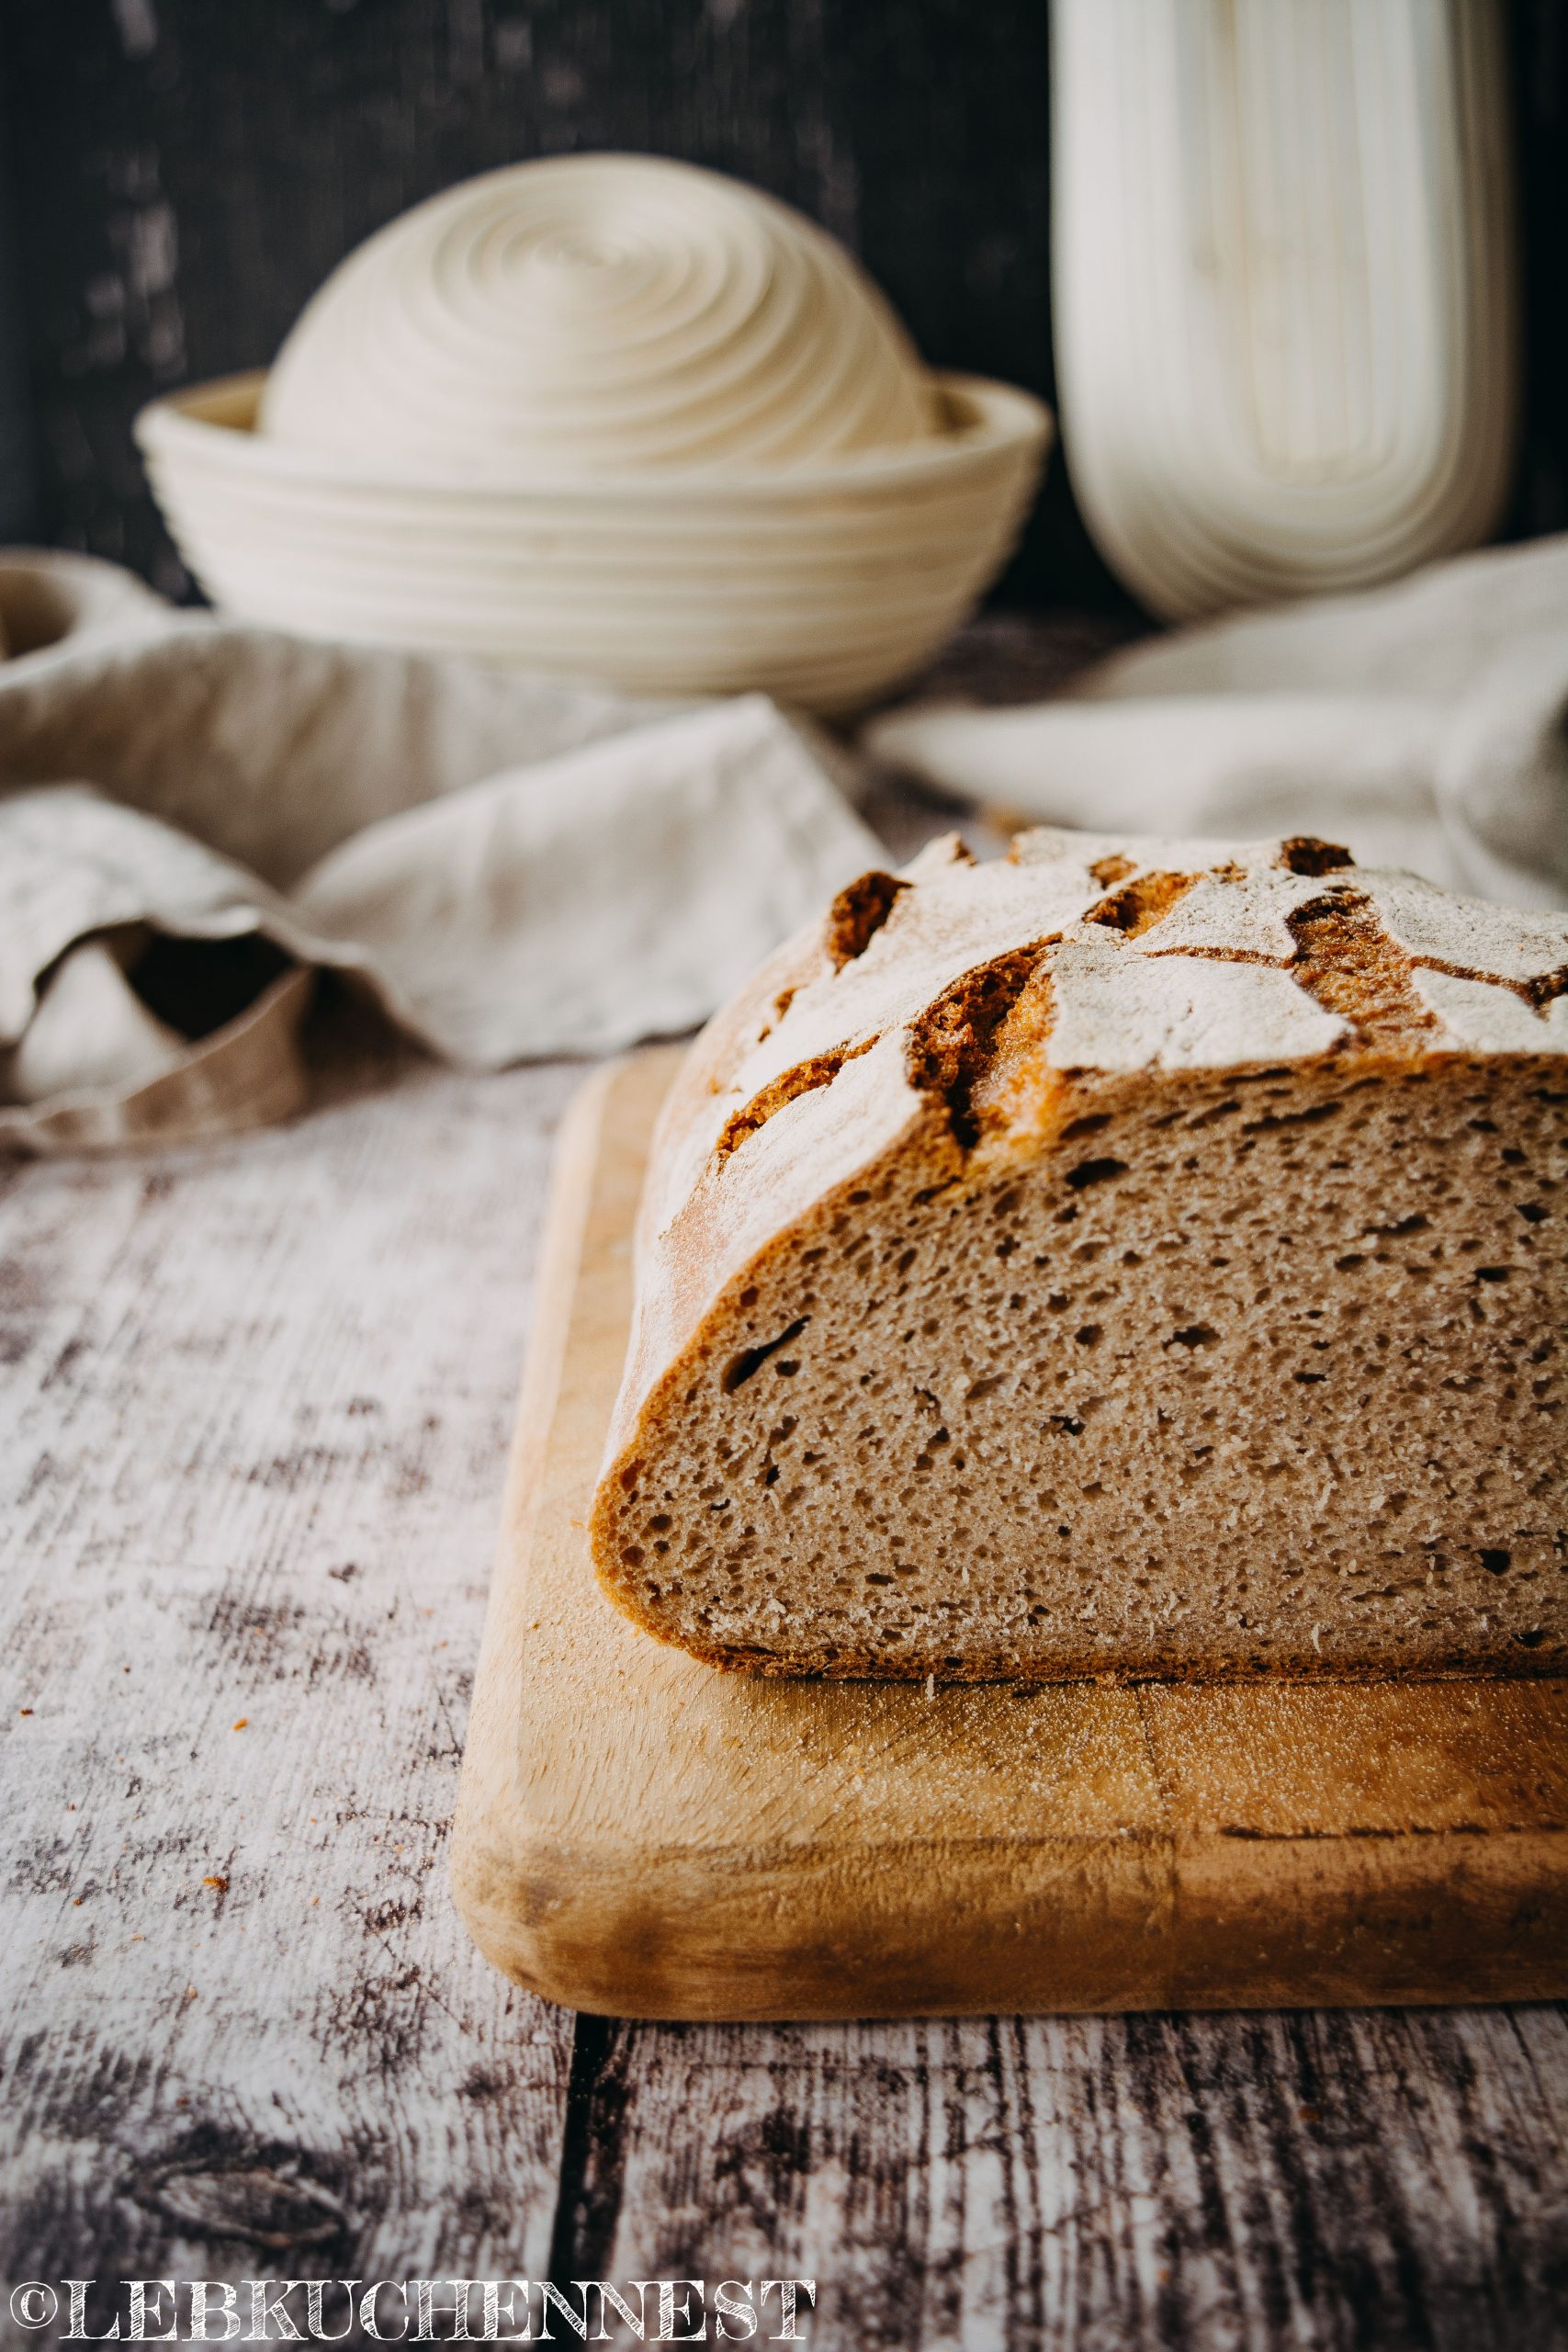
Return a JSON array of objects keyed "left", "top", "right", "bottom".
[{"left": 592, "top": 833, "right": 1568, "bottom": 1680}]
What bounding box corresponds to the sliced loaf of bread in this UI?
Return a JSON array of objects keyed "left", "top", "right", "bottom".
[{"left": 591, "top": 831, "right": 1567, "bottom": 1679}]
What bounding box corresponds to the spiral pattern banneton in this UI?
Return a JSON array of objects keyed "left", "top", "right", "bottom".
[
  {"left": 260, "top": 153, "right": 939, "bottom": 475},
  {"left": 140, "top": 154, "right": 1052, "bottom": 708}
]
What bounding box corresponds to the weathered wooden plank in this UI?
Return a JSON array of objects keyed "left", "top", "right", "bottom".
[
  {"left": 555, "top": 2005, "right": 1568, "bottom": 2351},
  {"left": 0, "top": 1007, "right": 579, "bottom": 2299}
]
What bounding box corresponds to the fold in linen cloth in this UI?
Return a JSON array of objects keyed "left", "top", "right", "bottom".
[
  {"left": 6, "top": 538, "right": 1564, "bottom": 1154},
  {"left": 866, "top": 536, "right": 1568, "bottom": 911},
  {"left": 0, "top": 551, "right": 880, "bottom": 1154}
]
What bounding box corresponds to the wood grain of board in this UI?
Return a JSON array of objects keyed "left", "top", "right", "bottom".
[{"left": 453, "top": 1048, "right": 1568, "bottom": 2024}]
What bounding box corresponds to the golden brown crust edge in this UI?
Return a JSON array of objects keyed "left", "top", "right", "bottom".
[{"left": 590, "top": 832, "right": 1568, "bottom": 1681}]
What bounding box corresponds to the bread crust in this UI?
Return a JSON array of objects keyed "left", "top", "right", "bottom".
[{"left": 592, "top": 831, "right": 1568, "bottom": 1679}]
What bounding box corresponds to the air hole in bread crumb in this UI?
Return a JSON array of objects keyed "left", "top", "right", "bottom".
[
  {"left": 1480, "top": 1549, "right": 1512, "bottom": 1574},
  {"left": 1247, "top": 1102, "right": 1343, "bottom": 1133},
  {"left": 723, "top": 1317, "right": 808, "bottom": 1395},
  {"left": 1066, "top": 1156, "right": 1128, "bottom": 1192}
]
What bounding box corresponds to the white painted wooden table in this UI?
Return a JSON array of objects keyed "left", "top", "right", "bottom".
[{"left": 3, "top": 625, "right": 1566, "bottom": 2342}]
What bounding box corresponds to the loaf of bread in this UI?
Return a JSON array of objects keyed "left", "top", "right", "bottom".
[{"left": 591, "top": 831, "right": 1567, "bottom": 1679}]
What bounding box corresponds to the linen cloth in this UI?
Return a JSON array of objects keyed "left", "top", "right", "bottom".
[
  {"left": 0, "top": 551, "right": 881, "bottom": 1153},
  {"left": 5, "top": 537, "right": 1564, "bottom": 1155},
  {"left": 866, "top": 536, "right": 1568, "bottom": 911}
]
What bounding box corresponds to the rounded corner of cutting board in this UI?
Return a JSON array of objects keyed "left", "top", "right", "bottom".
[
  {"left": 446, "top": 1809, "right": 817, "bottom": 2023},
  {"left": 446, "top": 1824, "right": 618, "bottom": 2018}
]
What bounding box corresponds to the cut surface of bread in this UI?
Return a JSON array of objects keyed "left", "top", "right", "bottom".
[{"left": 591, "top": 831, "right": 1568, "bottom": 1680}]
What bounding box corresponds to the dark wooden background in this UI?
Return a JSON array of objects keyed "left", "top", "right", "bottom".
[{"left": 0, "top": 0, "right": 1564, "bottom": 615}]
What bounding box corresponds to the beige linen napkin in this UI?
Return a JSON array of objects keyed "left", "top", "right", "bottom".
[
  {"left": 867, "top": 537, "right": 1568, "bottom": 910},
  {"left": 0, "top": 551, "right": 880, "bottom": 1154}
]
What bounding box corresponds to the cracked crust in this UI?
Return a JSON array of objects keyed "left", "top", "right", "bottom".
[{"left": 592, "top": 831, "right": 1568, "bottom": 1680}]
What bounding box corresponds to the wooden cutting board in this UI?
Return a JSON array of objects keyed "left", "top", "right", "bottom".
[{"left": 451, "top": 1049, "right": 1568, "bottom": 2021}]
